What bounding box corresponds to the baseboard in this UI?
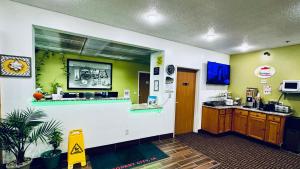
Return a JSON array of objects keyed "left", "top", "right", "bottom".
[{"left": 28, "top": 133, "right": 174, "bottom": 169}]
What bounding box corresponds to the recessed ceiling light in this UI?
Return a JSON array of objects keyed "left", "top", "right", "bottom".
[
  {"left": 142, "top": 8, "right": 164, "bottom": 25},
  {"left": 236, "top": 42, "right": 253, "bottom": 52},
  {"left": 202, "top": 28, "right": 219, "bottom": 42}
]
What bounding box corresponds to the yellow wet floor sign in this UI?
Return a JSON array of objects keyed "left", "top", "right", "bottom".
[{"left": 68, "top": 129, "right": 87, "bottom": 169}]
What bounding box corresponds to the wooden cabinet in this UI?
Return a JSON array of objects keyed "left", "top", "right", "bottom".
[
  {"left": 201, "top": 107, "right": 231, "bottom": 134},
  {"left": 265, "top": 120, "right": 280, "bottom": 144},
  {"left": 202, "top": 106, "right": 219, "bottom": 134},
  {"left": 265, "top": 115, "right": 286, "bottom": 145},
  {"left": 232, "top": 109, "right": 248, "bottom": 135},
  {"left": 247, "top": 112, "right": 266, "bottom": 140},
  {"left": 201, "top": 106, "right": 287, "bottom": 145},
  {"left": 218, "top": 111, "right": 225, "bottom": 133},
  {"left": 224, "top": 109, "right": 233, "bottom": 132}
]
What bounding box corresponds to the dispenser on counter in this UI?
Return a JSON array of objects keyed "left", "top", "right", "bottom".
[
  {"left": 245, "top": 88, "right": 258, "bottom": 108},
  {"left": 225, "top": 91, "right": 234, "bottom": 106}
]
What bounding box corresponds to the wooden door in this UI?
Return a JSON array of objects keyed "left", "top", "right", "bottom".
[
  {"left": 233, "top": 110, "right": 248, "bottom": 135},
  {"left": 175, "top": 68, "right": 196, "bottom": 134},
  {"left": 265, "top": 120, "right": 281, "bottom": 144},
  {"left": 138, "top": 72, "right": 150, "bottom": 103},
  {"left": 202, "top": 107, "right": 219, "bottom": 134},
  {"left": 248, "top": 116, "right": 266, "bottom": 141},
  {"left": 224, "top": 109, "right": 232, "bottom": 132}
]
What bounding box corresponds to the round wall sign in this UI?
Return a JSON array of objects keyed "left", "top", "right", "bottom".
[
  {"left": 166, "top": 65, "right": 175, "bottom": 75},
  {"left": 254, "top": 65, "right": 276, "bottom": 78}
]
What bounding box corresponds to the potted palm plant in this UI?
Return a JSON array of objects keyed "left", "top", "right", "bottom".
[
  {"left": 41, "top": 129, "right": 63, "bottom": 169},
  {"left": 0, "top": 108, "right": 61, "bottom": 169}
]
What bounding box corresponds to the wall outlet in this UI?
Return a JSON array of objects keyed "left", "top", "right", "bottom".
[{"left": 125, "top": 129, "right": 129, "bottom": 135}]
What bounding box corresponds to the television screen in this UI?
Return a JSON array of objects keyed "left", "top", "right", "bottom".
[{"left": 207, "top": 61, "right": 230, "bottom": 85}]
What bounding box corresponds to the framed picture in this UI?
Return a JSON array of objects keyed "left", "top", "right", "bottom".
[
  {"left": 148, "top": 96, "right": 157, "bottom": 105},
  {"left": 67, "top": 59, "right": 112, "bottom": 90},
  {"left": 0, "top": 54, "right": 31, "bottom": 77},
  {"left": 153, "top": 67, "right": 160, "bottom": 75},
  {"left": 154, "top": 80, "right": 159, "bottom": 91}
]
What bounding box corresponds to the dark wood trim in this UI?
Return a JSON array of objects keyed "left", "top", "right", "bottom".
[
  {"left": 159, "top": 133, "right": 174, "bottom": 140},
  {"left": 140, "top": 135, "right": 160, "bottom": 144},
  {"left": 177, "top": 67, "right": 198, "bottom": 73},
  {"left": 86, "top": 143, "right": 115, "bottom": 155},
  {"left": 116, "top": 139, "right": 140, "bottom": 150}
]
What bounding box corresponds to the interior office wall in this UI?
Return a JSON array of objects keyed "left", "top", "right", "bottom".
[
  {"left": 0, "top": 0, "right": 229, "bottom": 158},
  {"left": 229, "top": 44, "right": 300, "bottom": 117},
  {"left": 35, "top": 50, "right": 149, "bottom": 104},
  {"left": 149, "top": 52, "right": 165, "bottom": 105}
]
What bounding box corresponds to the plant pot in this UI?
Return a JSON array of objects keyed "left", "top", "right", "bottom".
[
  {"left": 6, "top": 158, "right": 32, "bottom": 169},
  {"left": 41, "top": 150, "right": 62, "bottom": 169}
]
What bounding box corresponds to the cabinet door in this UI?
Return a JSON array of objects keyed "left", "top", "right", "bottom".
[
  {"left": 233, "top": 111, "right": 248, "bottom": 135},
  {"left": 224, "top": 109, "right": 232, "bottom": 132},
  {"left": 219, "top": 114, "right": 225, "bottom": 133},
  {"left": 265, "top": 120, "right": 281, "bottom": 144},
  {"left": 248, "top": 116, "right": 266, "bottom": 140},
  {"left": 202, "top": 107, "right": 219, "bottom": 134}
]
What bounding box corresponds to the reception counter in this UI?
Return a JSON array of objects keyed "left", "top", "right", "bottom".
[
  {"left": 30, "top": 98, "right": 166, "bottom": 157},
  {"left": 32, "top": 98, "right": 163, "bottom": 113},
  {"left": 31, "top": 98, "right": 131, "bottom": 106}
]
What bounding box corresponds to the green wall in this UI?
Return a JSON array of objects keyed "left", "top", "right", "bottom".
[
  {"left": 36, "top": 50, "right": 150, "bottom": 104},
  {"left": 229, "top": 44, "right": 300, "bottom": 117}
]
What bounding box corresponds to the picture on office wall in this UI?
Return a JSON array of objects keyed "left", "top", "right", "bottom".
[
  {"left": 0, "top": 54, "right": 31, "bottom": 77},
  {"left": 67, "top": 59, "right": 112, "bottom": 90}
]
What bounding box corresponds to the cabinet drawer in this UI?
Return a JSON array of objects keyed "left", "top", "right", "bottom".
[
  {"left": 226, "top": 108, "right": 233, "bottom": 114},
  {"left": 268, "top": 115, "right": 281, "bottom": 122},
  {"left": 235, "top": 109, "right": 248, "bottom": 116},
  {"left": 219, "top": 109, "right": 225, "bottom": 115},
  {"left": 249, "top": 112, "right": 266, "bottom": 119}
]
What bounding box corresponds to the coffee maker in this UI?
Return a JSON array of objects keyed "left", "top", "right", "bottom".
[{"left": 246, "top": 88, "right": 258, "bottom": 108}]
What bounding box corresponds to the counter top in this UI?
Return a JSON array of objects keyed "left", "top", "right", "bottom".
[
  {"left": 130, "top": 104, "right": 162, "bottom": 111},
  {"left": 32, "top": 98, "right": 131, "bottom": 106},
  {"left": 202, "top": 105, "right": 292, "bottom": 117}
]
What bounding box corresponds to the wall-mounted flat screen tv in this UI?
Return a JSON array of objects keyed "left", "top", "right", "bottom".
[{"left": 206, "top": 61, "right": 230, "bottom": 85}]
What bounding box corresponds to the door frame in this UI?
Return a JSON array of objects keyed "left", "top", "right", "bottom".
[
  {"left": 137, "top": 71, "right": 150, "bottom": 104},
  {"left": 174, "top": 67, "right": 200, "bottom": 134}
]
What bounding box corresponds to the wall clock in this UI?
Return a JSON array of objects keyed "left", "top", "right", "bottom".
[{"left": 166, "top": 65, "right": 175, "bottom": 75}]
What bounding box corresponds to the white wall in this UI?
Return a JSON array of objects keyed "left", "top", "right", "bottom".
[
  {"left": 0, "top": 0, "right": 229, "bottom": 159},
  {"left": 149, "top": 52, "right": 165, "bottom": 105}
]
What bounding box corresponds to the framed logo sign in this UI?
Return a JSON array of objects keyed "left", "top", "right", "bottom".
[
  {"left": 0, "top": 55, "right": 31, "bottom": 77},
  {"left": 254, "top": 65, "right": 275, "bottom": 79}
]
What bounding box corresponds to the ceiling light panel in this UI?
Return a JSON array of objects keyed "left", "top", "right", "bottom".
[
  {"left": 202, "top": 27, "right": 220, "bottom": 42},
  {"left": 236, "top": 42, "right": 254, "bottom": 52},
  {"left": 142, "top": 8, "right": 165, "bottom": 25}
]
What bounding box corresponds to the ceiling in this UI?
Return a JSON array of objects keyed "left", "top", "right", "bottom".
[
  {"left": 14, "top": 0, "right": 300, "bottom": 54},
  {"left": 35, "top": 27, "right": 158, "bottom": 64}
]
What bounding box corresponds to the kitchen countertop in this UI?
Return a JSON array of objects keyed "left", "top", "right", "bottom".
[{"left": 202, "top": 105, "right": 292, "bottom": 117}]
